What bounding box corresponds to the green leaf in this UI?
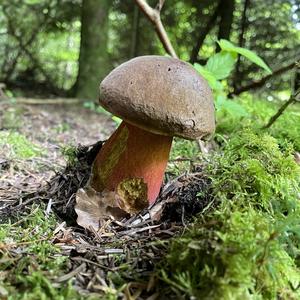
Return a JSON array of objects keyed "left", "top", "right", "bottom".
[
  {"left": 216, "top": 95, "right": 249, "bottom": 117},
  {"left": 112, "top": 115, "right": 122, "bottom": 125},
  {"left": 24, "top": 0, "right": 41, "bottom": 4},
  {"left": 193, "top": 63, "right": 223, "bottom": 91},
  {"left": 205, "top": 51, "right": 237, "bottom": 80},
  {"left": 218, "top": 39, "right": 272, "bottom": 74}
]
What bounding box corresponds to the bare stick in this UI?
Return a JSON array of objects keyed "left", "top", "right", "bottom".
[
  {"left": 230, "top": 60, "right": 298, "bottom": 96},
  {"left": 263, "top": 88, "right": 300, "bottom": 129},
  {"left": 134, "top": 0, "right": 178, "bottom": 58}
]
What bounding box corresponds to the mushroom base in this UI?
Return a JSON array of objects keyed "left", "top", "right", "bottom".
[{"left": 90, "top": 121, "right": 173, "bottom": 205}]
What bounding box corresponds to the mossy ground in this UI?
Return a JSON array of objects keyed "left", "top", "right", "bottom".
[
  {"left": 0, "top": 96, "right": 300, "bottom": 299},
  {"left": 160, "top": 130, "right": 300, "bottom": 299}
]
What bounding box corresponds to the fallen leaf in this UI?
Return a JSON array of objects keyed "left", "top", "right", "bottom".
[{"left": 75, "top": 186, "right": 129, "bottom": 231}]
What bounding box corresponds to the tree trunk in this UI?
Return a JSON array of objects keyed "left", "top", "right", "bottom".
[
  {"left": 233, "top": 0, "right": 250, "bottom": 90},
  {"left": 190, "top": 1, "right": 220, "bottom": 64},
  {"left": 216, "top": 0, "right": 235, "bottom": 51},
  {"left": 130, "top": 5, "right": 140, "bottom": 58},
  {"left": 75, "top": 0, "right": 111, "bottom": 100}
]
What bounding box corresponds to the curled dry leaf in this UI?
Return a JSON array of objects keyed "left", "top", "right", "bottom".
[
  {"left": 75, "top": 187, "right": 128, "bottom": 231},
  {"left": 295, "top": 152, "right": 300, "bottom": 165},
  {"left": 75, "top": 179, "right": 149, "bottom": 231}
]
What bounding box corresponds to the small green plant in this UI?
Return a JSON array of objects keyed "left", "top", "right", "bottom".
[
  {"left": 61, "top": 145, "right": 78, "bottom": 165},
  {"left": 167, "top": 138, "right": 200, "bottom": 175},
  {"left": 54, "top": 122, "right": 71, "bottom": 133},
  {"left": 194, "top": 39, "right": 272, "bottom": 118},
  {"left": 1, "top": 107, "right": 23, "bottom": 129},
  {"left": 0, "top": 132, "right": 45, "bottom": 159}
]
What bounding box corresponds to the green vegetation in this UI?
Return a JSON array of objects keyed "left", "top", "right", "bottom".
[
  {"left": 1, "top": 107, "right": 23, "bottom": 130},
  {"left": 0, "top": 0, "right": 299, "bottom": 298},
  {"left": 61, "top": 144, "right": 79, "bottom": 166},
  {"left": 0, "top": 206, "right": 71, "bottom": 299},
  {"left": 216, "top": 95, "right": 300, "bottom": 151},
  {"left": 159, "top": 129, "right": 300, "bottom": 299},
  {"left": 0, "top": 132, "right": 45, "bottom": 159}
]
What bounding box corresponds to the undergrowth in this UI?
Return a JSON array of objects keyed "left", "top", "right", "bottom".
[
  {"left": 216, "top": 95, "right": 300, "bottom": 151},
  {"left": 159, "top": 129, "right": 300, "bottom": 299},
  {"left": 167, "top": 138, "right": 200, "bottom": 176},
  {"left": 1, "top": 95, "right": 299, "bottom": 299},
  {"left": 0, "top": 131, "right": 45, "bottom": 159},
  {"left": 0, "top": 206, "right": 100, "bottom": 300}
]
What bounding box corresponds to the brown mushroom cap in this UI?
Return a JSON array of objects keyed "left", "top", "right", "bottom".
[{"left": 99, "top": 55, "right": 215, "bottom": 140}]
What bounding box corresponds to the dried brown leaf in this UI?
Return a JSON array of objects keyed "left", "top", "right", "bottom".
[{"left": 75, "top": 187, "right": 129, "bottom": 231}]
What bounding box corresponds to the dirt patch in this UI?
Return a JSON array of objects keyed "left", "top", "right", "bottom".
[{"left": 0, "top": 99, "right": 115, "bottom": 217}]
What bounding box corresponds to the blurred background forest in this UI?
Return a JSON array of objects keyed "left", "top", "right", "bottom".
[{"left": 0, "top": 0, "right": 299, "bottom": 100}]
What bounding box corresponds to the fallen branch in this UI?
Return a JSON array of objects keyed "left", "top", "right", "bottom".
[
  {"left": 263, "top": 88, "right": 300, "bottom": 129},
  {"left": 134, "top": 0, "right": 178, "bottom": 58},
  {"left": 12, "top": 97, "right": 81, "bottom": 105}
]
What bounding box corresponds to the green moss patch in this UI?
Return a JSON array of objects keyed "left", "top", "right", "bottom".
[
  {"left": 0, "top": 131, "right": 45, "bottom": 159},
  {"left": 216, "top": 95, "right": 300, "bottom": 151},
  {"left": 0, "top": 207, "right": 71, "bottom": 299},
  {"left": 159, "top": 130, "right": 300, "bottom": 299}
]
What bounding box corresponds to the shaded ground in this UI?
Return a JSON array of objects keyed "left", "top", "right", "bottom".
[
  {"left": 0, "top": 99, "right": 115, "bottom": 205},
  {"left": 0, "top": 98, "right": 212, "bottom": 298}
]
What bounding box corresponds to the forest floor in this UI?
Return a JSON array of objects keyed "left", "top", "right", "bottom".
[
  {"left": 0, "top": 98, "right": 206, "bottom": 299},
  {"left": 0, "top": 98, "right": 115, "bottom": 196}
]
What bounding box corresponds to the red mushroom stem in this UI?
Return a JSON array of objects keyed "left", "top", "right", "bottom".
[{"left": 90, "top": 121, "right": 173, "bottom": 204}]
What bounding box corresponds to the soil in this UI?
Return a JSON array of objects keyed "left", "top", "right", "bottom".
[{"left": 0, "top": 99, "right": 115, "bottom": 216}]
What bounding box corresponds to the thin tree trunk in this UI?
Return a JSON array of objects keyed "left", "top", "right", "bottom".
[
  {"left": 190, "top": 1, "right": 220, "bottom": 64},
  {"left": 75, "top": 0, "right": 111, "bottom": 100},
  {"left": 216, "top": 0, "right": 235, "bottom": 52},
  {"left": 130, "top": 5, "right": 140, "bottom": 58},
  {"left": 233, "top": 0, "right": 250, "bottom": 90}
]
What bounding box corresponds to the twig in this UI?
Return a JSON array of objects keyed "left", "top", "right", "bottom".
[
  {"left": 134, "top": 0, "right": 178, "bottom": 58},
  {"left": 263, "top": 88, "right": 300, "bottom": 129},
  {"left": 12, "top": 97, "right": 81, "bottom": 105},
  {"left": 0, "top": 237, "right": 48, "bottom": 250},
  {"left": 230, "top": 60, "right": 298, "bottom": 96},
  {"left": 56, "top": 263, "right": 86, "bottom": 282}
]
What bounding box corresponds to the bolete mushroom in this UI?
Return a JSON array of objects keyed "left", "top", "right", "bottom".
[{"left": 89, "top": 55, "right": 215, "bottom": 213}]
